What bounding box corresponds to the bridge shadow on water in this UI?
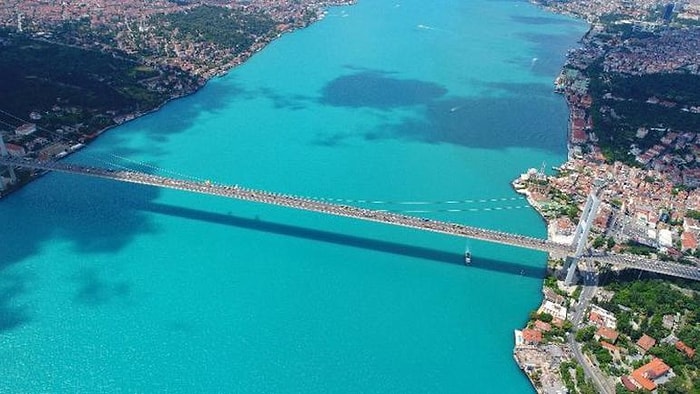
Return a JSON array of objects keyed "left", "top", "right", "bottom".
[{"left": 144, "top": 202, "right": 545, "bottom": 279}]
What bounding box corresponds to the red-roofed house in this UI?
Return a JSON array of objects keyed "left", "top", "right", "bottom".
[
  {"left": 601, "top": 341, "right": 621, "bottom": 361},
  {"left": 636, "top": 334, "right": 657, "bottom": 354},
  {"left": 589, "top": 311, "right": 605, "bottom": 327},
  {"left": 620, "top": 375, "right": 638, "bottom": 391},
  {"left": 588, "top": 305, "right": 616, "bottom": 328},
  {"left": 571, "top": 118, "right": 588, "bottom": 143},
  {"left": 534, "top": 320, "right": 551, "bottom": 332},
  {"left": 681, "top": 231, "right": 698, "bottom": 252},
  {"left": 596, "top": 327, "right": 620, "bottom": 344},
  {"left": 630, "top": 358, "right": 671, "bottom": 391},
  {"left": 522, "top": 329, "right": 543, "bottom": 345},
  {"left": 675, "top": 341, "right": 696, "bottom": 358},
  {"left": 3, "top": 143, "right": 25, "bottom": 157}
]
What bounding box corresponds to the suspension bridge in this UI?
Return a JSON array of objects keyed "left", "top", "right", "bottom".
[
  {"left": 0, "top": 156, "right": 573, "bottom": 255},
  {"left": 1, "top": 155, "right": 700, "bottom": 281}
]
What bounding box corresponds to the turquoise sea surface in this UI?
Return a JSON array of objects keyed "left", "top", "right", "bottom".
[{"left": 0, "top": 0, "right": 587, "bottom": 392}]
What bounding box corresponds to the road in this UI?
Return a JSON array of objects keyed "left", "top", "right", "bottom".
[{"left": 567, "top": 259, "right": 615, "bottom": 394}]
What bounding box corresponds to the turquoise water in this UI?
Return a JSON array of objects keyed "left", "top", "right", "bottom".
[{"left": 0, "top": 1, "right": 586, "bottom": 392}]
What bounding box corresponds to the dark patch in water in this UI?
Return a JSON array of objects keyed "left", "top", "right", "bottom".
[
  {"left": 380, "top": 94, "right": 566, "bottom": 151},
  {"left": 320, "top": 71, "right": 447, "bottom": 109},
  {"left": 315, "top": 83, "right": 567, "bottom": 152},
  {"left": 258, "top": 87, "right": 310, "bottom": 110},
  {"left": 311, "top": 131, "right": 355, "bottom": 147},
  {"left": 74, "top": 268, "right": 131, "bottom": 306},
  {"left": 0, "top": 173, "right": 159, "bottom": 270},
  {"left": 0, "top": 274, "right": 30, "bottom": 331}
]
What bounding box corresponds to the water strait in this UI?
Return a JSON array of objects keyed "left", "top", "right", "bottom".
[{"left": 0, "top": 0, "right": 587, "bottom": 392}]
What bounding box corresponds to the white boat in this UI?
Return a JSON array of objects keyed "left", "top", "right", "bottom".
[{"left": 464, "top": 248, "right": 472, "bottom": 265}]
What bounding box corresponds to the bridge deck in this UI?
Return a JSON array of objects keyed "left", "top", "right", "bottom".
[{"left": 1, "top": 157, "right": 573, "bottom": 255}]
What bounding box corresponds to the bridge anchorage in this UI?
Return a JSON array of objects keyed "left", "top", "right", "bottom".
[{"left": 1, "top": 157, "right": 699, "bottom": 282}]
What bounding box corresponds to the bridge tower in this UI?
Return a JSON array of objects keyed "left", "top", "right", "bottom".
[
  {"left": 0, "top": 134, "right": 18, "bottom": 191},
  {"left": 571, "top": 188, "right": 601, "bottom": 257},
  {"left": 565, "top": 187, "right": 603, "bottom": 285}
]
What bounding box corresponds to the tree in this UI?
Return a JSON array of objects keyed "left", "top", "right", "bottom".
[
  {"left": 593, "top": 235, "right": 606, "bottom": 249},
  {"left": 607, "top": 237, "right": 616, "bottom": 249},
  {"left": 576, "top": 325, "right": 597, "bottom": 342},
  {"left": 539, "top": 313, "right": 554, "bottom": 323},
  {"left": 658, "top": 375, "right": 690, "bottom": 394}
]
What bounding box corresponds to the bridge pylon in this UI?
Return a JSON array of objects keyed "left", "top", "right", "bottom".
[
  {"left": 571, "top": 188, "right": 602, "bottom": 258},
  {"left": 0, "top": 133, "right": 18, "bottom": 191},
  {"left": 563, "top": 186, "right": 604, "bottom": 285}
]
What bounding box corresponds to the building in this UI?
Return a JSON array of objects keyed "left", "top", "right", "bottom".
[
  {"left": 538, "top": 300, "right": 568, "bottom": 322},
  {"left": 522, "top": 329, "right": 543, "bottom": 345},
  {"left": 620, "top": 375, "right": 638, "bottom": 391},
  {"left": 588, "top": 305, "right": 617, "bottom": 329},
  {"left": 3, "top": 143, "right": 25, "bottom": 157},
  {"left": 684, "top": 217, "right": 700, "bottom": 232},
  {"left": 601, "top": 341, "right": 621, "bottom": 361},
  {"left": 636, "top": 334, "right": 657, "bottom": 354},
  {"left": 14, "top": 123, "right": 37, "bottom": 136},
  {"left": 629, "top": 358, "right": 672, "bottom": 391},
  {"left": 595, "top": 327, "right": 620, "bottom": 344},
  {"left": 675, "top": 341, "right": 696, "bottom": 358},
  {"left": 657, "top": 228, "right": 674, "bottom": 249},
  {"left": 543, "top": 288, "right": 566, "bottom": 306},
  {"left": 534, "top": 320, "right": 552, "bottom": 332},
  {"left": 662, "top": 314, "right": 678, "bottom": 330},
  {"left": 682, "top": 231, "right": 698, "bottom": 252},
  {"left": 683, "top": 168, "right": 700, "bottom": 187}
]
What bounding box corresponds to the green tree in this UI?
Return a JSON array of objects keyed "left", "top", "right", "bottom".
[
  {"left": 658, "top": 375, "right": 691, "bottom": 394},
  {"left": 593, "top": 235, "right": 606, "bottom": 249},
  {"left": 539, "top": 313, "right": 554, "bottom": 323},
  {"left": 576, "top": 325, "right": 597, "bottom": 342}
]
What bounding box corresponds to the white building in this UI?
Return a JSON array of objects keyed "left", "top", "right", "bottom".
[
  {"left": 538, "top": 300, "right": 568, "bottom": 322},
  {"left": 15, "top": 123, "right": 37, "bottom": 136}
]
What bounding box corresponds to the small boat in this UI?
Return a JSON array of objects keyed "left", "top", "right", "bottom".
[{"left": 464, "top": 248, "right": 472, "bottom": 265}]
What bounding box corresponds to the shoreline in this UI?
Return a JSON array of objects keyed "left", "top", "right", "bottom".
[
  {"left": 511, "top": 3, "right": 592, "bottom": 393},
  {"left": 0, "top": 1, "right": 355, "bottom": 199}
]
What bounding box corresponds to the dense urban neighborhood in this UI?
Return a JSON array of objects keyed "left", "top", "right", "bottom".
[{"left": 512, "top": 0, "right": 700, "bottom": 392}]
